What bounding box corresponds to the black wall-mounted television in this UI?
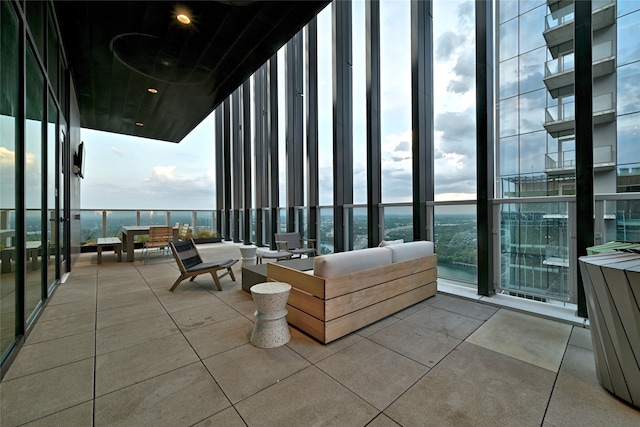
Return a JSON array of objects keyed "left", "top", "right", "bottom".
[{"left": 73, "top": 141, "right": 86, "bottom": 178}]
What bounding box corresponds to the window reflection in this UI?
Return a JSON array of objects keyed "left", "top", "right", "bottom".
[
  {"left": 499, "top": 0, "right": 518, "bottom": 24},
  {"left": 518, "top": 4, "right": 546, "bottom": 54},
  {"left": 617, "top": 11, "right": 640, "bottom": 66},
  {"left": 500, "top": 18, "right": 518, "bottom": 61},
  {"left": 519, "top": 89, "right": 546, "bottom": 133},
  {"left": 25, "top": 46, "right": 45, "bottom": 324},
  {"left": 617, "top": 62, "right": 640, "bottom": 115},
  {"left": 617, "top": 113, "right": 640, "bottom": 167},
  {"left": 500, "top": 136, "right": 519, "bottom": 177},
  {"left": 500, "top": 97, "right": 519, "bottom": 137},
  {"left": 500, "top": 57, "right": 518, "bottom": 99},
  {"left": 519, "top": 131, "right": 547, "bottom": 174},
  {"left": 519, "top": 47, "right": 546, "bottom": 94}
]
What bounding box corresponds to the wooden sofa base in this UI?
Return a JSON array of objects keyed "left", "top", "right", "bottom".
[{"left": 268, "top": 254, "right": 437, "bottom": 343}]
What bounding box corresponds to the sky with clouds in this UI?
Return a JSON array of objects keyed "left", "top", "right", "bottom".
[{"left": 81, "top": 0, "right": 477, "bottom": 210}]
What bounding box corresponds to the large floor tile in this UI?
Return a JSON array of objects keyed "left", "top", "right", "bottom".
[
  {"left": 183, "top": 315, "right": 254, "bottom": 359},
  {"left": 26, "top": 311, "right": 96, "bottom": 344},
  {"left": 316, "top": 339, "right": 428, "bottom": 410},
  {"left": 235, "top": 366, "right": 378, "bottom": 426},
  {"left": 21, "top": 402, "right": 93, "bottom": 427},
  {"left": 97, "top": 288, "right": 157, "bottom": 311},
  {"left": 368, "top": 318, "right": 461, "bottom": 367},
  {"left": 94, "top": 363, "right": 231, "bottom": 427},
  {"left": 544, "top": 344, "right": 640, "bottom": 426},
  {"left": 192, "top": 407, "right": 247, "bottom": 427},
  {"left": 4, "top": 330, "right": 95, "bottom": 380},
  {"left": 429, "top": 294, "right": 499, "bottom": 321},
  {"left": 169, "top": 299, "right": 242, "bottom": 332},
  {"left": 203, "top": 343, "right": 310, "bottom": 403},
  {"left": 95, "top": 333, "right": 198, "bottom": 396},
  {"left": 404, "top": 304, "right": 485, "bottom": 340},
  {"left": 0, "top": 358, "right": 94, "bottom": 426},
  {"left": 285, "top": 326, "right": 363, "bottom": 364},
  {"left": 384, "top": 341, "right": 555, "bottom": 427},
  {"left": 153, "top": 286, "right": 221, "bottom": 313},
  {"left": 96, "top": 314, "right": 179, "bottom": 355},
  {"left": 35, "top": 298, "right": 96, "bottom": 322},
  {"left": 466, "top": 309, "right": 572, "bottom": 372},
  {"left": 96, "top": 297, "right": 167, "bottom": 329}
]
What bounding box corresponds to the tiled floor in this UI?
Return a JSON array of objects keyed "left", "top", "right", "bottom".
[{"left": 1, "top": 243, "right": 639, "bottom": 426}]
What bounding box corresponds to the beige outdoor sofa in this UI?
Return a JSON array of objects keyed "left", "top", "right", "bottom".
[{"left": 267, "top": 240, "right": 437, "bottom": 343}]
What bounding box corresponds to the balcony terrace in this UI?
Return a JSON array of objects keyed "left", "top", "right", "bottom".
[
  {"left": 543, "top": 41, "right": 616, "bottom": 94},
  {"left": 1, "top": 242, "right": 639, "bottom": 426},
  {"left": 543, "top": 0, "right": 615, "bottom": 49},
  {"left": 543, "top": 93, "right": 616, "bottom": 136}
]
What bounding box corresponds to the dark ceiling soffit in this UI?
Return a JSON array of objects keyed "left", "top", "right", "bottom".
[{"left": 54, "top": 1, "right": 330, "bottom": 143}]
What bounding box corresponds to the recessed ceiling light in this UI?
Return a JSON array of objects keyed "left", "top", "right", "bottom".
[
  {"left": 147, "top": 88, "right": 158, "bottom": 94},
  {"left": 135, "top": 122, "right": 144, "bottom": 127},
  {"left": 177, "top": 14, "right": 191, "bottom": 24}
]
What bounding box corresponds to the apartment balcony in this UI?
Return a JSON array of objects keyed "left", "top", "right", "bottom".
[
  {"left": 543, "top": 92, "right": 615, "bottom": 136},
  {"left": 545, "top": 144, "right": 615, "bottom": 175},
  {"left": 543, "top": 244, "right": 569, "bottom": 267},
  {"left": 544, "top": 41, "right": 616, "bottom": 94},
  {"left": 544, "top": 0, "right": 615, "bottom": 50}
]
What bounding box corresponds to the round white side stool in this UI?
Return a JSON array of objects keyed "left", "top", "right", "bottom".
[
  {"left": 239, "top": 244, "right": 257, "bottom": 267},
  {"left": 250, "top": 282, "right": 292, "bottom": 348}
]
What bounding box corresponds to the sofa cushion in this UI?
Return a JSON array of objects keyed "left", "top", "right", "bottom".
[
  {"left": 386, "top": 241, "right": 434, "bottom": 263},
  {"left": 378, "top": 239, "right": 404, "bottom": 247},
  {"left": 313, "top": 247, "right": 392, "bottom": 278}
]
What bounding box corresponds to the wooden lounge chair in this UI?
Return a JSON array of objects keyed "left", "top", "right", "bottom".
[{"left": 169, "top": 239, "right": 238, "bottom": 291}]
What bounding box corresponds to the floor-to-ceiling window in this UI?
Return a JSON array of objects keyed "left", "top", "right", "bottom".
[
  {"left": 433, "top": 0, "right": 477, "bottom": 284},
  {"left": 0, "top": 0, "right": 19, "bottom": 360},
  {"left": 317, "top": 5, "right": 334, "bottom": 254},
  {"left": 25, "top": 45, "right": 45, "bottom": 323}
]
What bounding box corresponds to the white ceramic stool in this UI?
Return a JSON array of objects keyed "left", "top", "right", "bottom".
[
  {"left": 239, "top": 244, "right": 257, "bottom": 267},
  {"left": 250, "top": 282, "right": 292, "bottom": 348}
]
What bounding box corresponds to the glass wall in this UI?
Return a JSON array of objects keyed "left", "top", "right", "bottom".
[
  {"left": 1, "top": 0, "right": 67, "bottom": 371},
  {"left": 317, "top": 6, "right": 333, "bottom": 206},
  {"left": 616, "top": 9, "right": 640, "bottom": 193},
  {"left": 25, "top": 46, "right": 45, "bottom": 322},
  {"left": 380, "top": 0, "right": 411, "bottom": 203},
  {"left": 0, "top": 0, "right": 19, "bottom": 360}
]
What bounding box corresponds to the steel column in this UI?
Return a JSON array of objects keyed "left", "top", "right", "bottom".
[
  {"left": 332, "top": 0, "right": 353, "bottom": 253},
  {"left": 366, "top": 0, "right": 381, "bottom": 247},
  {"left": 475, "top": 0, "right": 495, "bottom": 297},
  {"left": 574, "top": 0, "right": 593, "bottom": 318}
]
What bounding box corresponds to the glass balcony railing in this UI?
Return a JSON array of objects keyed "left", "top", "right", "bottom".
[
  {"left": 545, "top": 145, "right": 614, "bottom": 170},
  {"left": 75, "top": 190, "right": 640, "bottom": 307},
  {"left": 544, "top": 41, "right": 613, "bottom": 78},
  {"left": 545, "top": 93, "right": 614, "bottom": 123},
  {"left": 545, "top": 3, "right": 574, "bottom": 30},
  {"left": 498, "top": 198, "right": 573, "bottom": 302},
  {"left": 545, "top": 0, "right": 614, "bottom": 30},
  {"left": 79, "top": 209, "right": 219, "bottom": 245}
]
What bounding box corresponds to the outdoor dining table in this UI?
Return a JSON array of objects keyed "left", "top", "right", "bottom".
[{"left": 121, "top": 225, "right": 179, "bottom": 262}]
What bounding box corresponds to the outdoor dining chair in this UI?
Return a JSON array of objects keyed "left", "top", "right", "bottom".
[
  {"left": 275, "top": 231, "right": 316, "bottom": 258},
  {"left": 142, "top": 225, "right": 173, "bottom": 264}
]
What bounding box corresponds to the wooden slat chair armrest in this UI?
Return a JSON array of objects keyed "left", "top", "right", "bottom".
[{"left": 275, "top": 240, "right": 290, "bottom": 251}]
